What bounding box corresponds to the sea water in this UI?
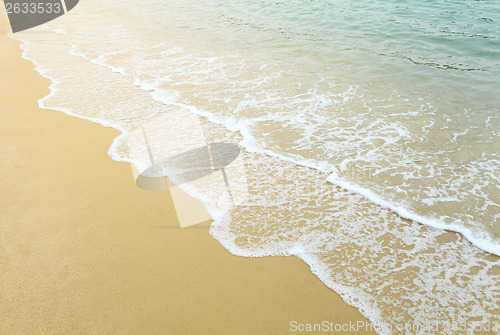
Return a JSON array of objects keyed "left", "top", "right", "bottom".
[{"left": 11, "top": 0, "right": 500, "bottom": 333}]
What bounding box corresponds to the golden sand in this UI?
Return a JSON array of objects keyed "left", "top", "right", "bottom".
[{"left": 0, "top": 15, "right": 374, "bottom": 334}]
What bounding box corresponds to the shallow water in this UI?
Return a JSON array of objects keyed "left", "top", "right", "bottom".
[{"left": 101, "top": 0, "right": 500, "bottom": 250}]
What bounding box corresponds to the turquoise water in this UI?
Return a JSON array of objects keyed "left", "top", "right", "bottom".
[
  {"left": 136, "top": 0, "right": 500, "bottom": 100},
  {"left": 12, "top": 0, "right": 500, "bottom": 333},
  {"left": 117, "top": 0, "right": 500, "bottom": 249}
]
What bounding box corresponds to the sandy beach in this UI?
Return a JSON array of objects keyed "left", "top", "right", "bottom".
[{"left": 0, "top": 14, "right": 375, "bottom": 334}]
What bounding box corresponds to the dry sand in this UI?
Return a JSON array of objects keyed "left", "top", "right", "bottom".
[{"left": 0, "top": 15, "right": 375, "bottom": 334}]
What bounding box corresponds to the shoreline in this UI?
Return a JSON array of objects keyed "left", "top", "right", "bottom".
[
  {"left": 0, "top": 15, "right": 375, "bottom": 334},
  {"left": 12, "top": 25, "right": 500, "bottom": 258}
]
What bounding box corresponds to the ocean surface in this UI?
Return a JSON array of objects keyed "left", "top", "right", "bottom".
[{"left": 11, "top": 0, "right": 499, "bottom": 333}]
